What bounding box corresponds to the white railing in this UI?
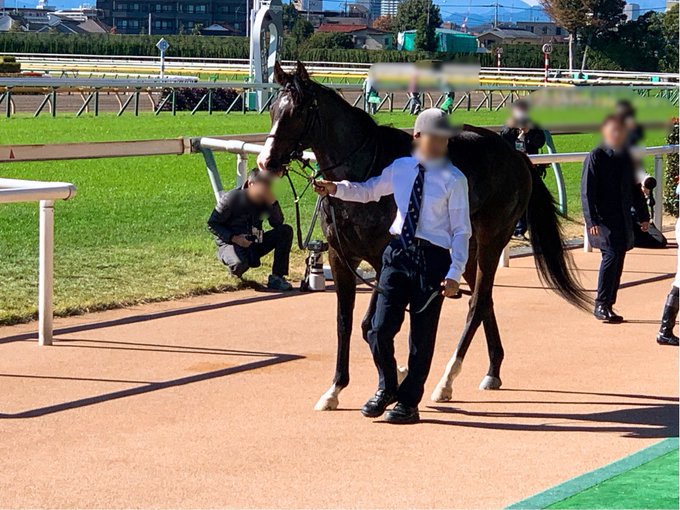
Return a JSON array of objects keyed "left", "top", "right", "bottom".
[
  {"left": 0, "top": 178, "right": 77, "bottom": 345},
  {"left": 197, "top": 138, "right": 679, "bottom": 266}
]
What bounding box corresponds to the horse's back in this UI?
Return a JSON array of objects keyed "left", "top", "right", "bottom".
[{"left": 448, "top": 125, "right": 532, "bottom": 222}]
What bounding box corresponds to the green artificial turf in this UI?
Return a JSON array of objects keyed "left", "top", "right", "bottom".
[
  {"left": 548, "top": 449, "right": 679, "bottom": 509},
  {"left": 0, "top": 109, "right": 671, "bottom": 324}
]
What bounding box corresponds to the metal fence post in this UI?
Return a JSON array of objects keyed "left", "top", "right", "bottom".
[
  {"left": 236, "top": 153, "right": 249, "bottom": 188},
  {"left": 39, "top": 200, "right": 55, "bottom": 346},
  {"left": 653, "top": 154, "right": 663, "bottom": 230},
  {"left": 499, "top": 245, "right": 510, "bottom": 268}
]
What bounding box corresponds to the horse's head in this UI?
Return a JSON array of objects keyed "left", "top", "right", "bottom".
[{"left": 257, "top": 61, "right": 318, "bottom": 173}]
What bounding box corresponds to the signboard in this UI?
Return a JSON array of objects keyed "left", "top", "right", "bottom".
[
  {"left": 156, "top": 38, "right": 170, "bottom": 79},
  {"left": 542, "top": 43, "right": 553, "bottom": 54}
]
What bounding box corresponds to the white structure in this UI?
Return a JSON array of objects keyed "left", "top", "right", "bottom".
[
  {"left": 249, "top": 0, "right": 284, "bottom": 111},
  {"left": 0, "top": 178, "right": 76, "bottom": 345},
  {"left": 380, "top": 0, "right": 401, "bottom": 16},
  {"left": 624, "top": 2, "right": 640, "bottom": 21}
]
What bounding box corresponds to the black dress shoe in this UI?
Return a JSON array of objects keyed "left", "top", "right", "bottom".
[
  {"left": 361, "top": 389, "right": 396, "bottom": 418},
  {"left": 657, "top": 333, "right": 679, "bottom": 346},
  {"left": 384, "top": 403, "right": 420, "bottom": 424},
  {"left": 594, "top": 305, "right": 624, "bottom": 323}
]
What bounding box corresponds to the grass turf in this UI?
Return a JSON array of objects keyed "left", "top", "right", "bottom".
[
  {"left": 547, "top": 448, "right": 679, "bottom": 509},
  {"left": 0, "top": 110, "right": 670, "bottom": 325}
]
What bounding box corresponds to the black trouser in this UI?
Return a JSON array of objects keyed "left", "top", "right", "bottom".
[
  {"left": 219, "top": 224, "right": 293, "bottom": 278},
  {"left": 367, "top": 239, "right": 452, "bottom": 407},
  {"left": 514, "top": 212, "right": 528, "bottom": 237},
  {"left": 596, "top": 246, "right": 626, "bottom": 307}
]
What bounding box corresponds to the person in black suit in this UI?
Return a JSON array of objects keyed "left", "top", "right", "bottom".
[{"left": 581, "top": 115, "right": 650, "bottom": 323}]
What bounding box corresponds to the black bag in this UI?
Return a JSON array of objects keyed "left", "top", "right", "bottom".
[{"left": 633, "top": 221, "right": 667, "bottom": 248}]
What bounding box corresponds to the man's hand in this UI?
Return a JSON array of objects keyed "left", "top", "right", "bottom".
[
  {"left": 231, "top": 234, "right": 253, "bottom": 248},
  {"left": 441, "top": 278, "right": 459, "bottom": 298},
  {"left": 313, "top": 180, "right": 338, "bottom": 197},
  {"left": 640, "top": 221, "right": 650, "bottom": 232},
  {"left": 589, "top": 225, "right": 600, "bottom": 237}
]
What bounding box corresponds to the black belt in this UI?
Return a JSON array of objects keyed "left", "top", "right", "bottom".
[{"left": 392, "top": 235, "right": 441, "bottom": 248}]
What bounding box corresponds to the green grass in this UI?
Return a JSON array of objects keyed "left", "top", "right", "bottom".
[
  {"left": 0, "top": 110, "right": 670, "bottom": 325},
  {"left": 548, "top": 449, "right": 679, "bottom": 509}
]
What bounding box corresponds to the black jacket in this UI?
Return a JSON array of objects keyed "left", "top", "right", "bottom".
[
  {"left": 581, "top": 146, "right": 650, "bottom": 251},
  {"left": 500, "top": 125, "right": 546, "bottom": 155},
  {"left": 207, "top": 188, "right": 284, "bottom": 248}
]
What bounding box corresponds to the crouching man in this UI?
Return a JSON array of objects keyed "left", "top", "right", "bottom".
[
  {"left": 314, "top": 109, "right": 472, "bottom": 424},
  {"left": 208, "top": 169, "right": 294, "bottom": 291}
]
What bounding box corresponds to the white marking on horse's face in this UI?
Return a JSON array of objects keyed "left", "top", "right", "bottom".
[
  {"left": 256, "top": 95, "right": 294, "bottom": 172},
  {"left": 257, "top": 119, "right": 279, "bottom": 171}
]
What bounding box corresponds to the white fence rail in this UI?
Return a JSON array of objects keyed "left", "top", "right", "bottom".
[
  {"left": 196, "top": 138, "right": 679, "bottom": 266},
  {"left": 0, "top": 178, "right": 76, "bottom": 345}
]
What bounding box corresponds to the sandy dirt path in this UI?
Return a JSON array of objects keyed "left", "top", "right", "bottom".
[{"left": 0, "top": 243, "right": 677, "bottom": 508}]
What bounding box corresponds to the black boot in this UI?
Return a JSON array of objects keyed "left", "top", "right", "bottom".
[{"left": 657, "top": 286, "right": 679, "bottom": 346}]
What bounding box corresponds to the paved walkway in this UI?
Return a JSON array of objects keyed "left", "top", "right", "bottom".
[{"left": 0, "top": 241, "right": 677, "bottom": 508}]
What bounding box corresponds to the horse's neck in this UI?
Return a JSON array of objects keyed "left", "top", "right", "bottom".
[{"left": 311, "top": 91, "right": 381, "bottom": 182}]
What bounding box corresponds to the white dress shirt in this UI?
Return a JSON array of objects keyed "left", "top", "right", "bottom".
[{"left": 332, "top": 155, "right": 472, "bottom": 282}]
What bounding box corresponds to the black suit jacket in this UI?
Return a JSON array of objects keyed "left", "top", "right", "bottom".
[{"left": 581, "top": 146, "right": 650, "bottom": 251}]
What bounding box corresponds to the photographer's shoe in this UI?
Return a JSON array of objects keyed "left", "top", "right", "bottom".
[{"left": 267, "top": 274, "right": 293, "bottom": 291}]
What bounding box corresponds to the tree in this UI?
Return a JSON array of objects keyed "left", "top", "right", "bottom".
[
  {"left": 291, "top": 18, "right": 314, "bottom": 44},
  {"left": 413, "top": 13, "right": 436, "bottom": 51},
  {"left": 282, "top": 3, "right": 299, "bottom": 33},
  {"left": 540, "top": 0, "right": 625, "bottom": 71},
  {"left": 394, "top": 0, "right": 441, "bottom": 32},
  {"left": 191, "top": 23, "right": 203, "bottom": 36},
  {"left": 372, "top": 15, "right": 395, "bottom": 33}
]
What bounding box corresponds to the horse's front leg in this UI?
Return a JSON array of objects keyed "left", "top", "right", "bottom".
[{"left": 315, "top": 247, "right": 359, "bottom": 411}]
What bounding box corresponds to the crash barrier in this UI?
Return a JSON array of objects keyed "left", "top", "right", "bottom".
[
  {"left": 0, "top": 177, "right": 77, "bottom": 345},
  {"left": 194, "top": 138, "right": 679, "bottom": 266},
  {"left": 1, "top": 135, "right": 676, "bottom": 343},
  {"left": 6, "top": 53, "right": 679, "bottom": 85}
]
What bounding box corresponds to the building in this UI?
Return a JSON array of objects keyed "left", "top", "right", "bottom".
[
  {"left": 317, "top": 23, "right": 393, "bottom": 49},
  {"left": 0, "top": 5, "right": 108, "bottom": 32},
  {"left": 398, "top": 27, "right": 477, "bottom": 53},
  {"left": 623, "top": 2, "right": 640, "bottom": 20},
  {"left": 293, "top": 0, "right": 323, "bottom": 13},
  {"left": 666, "top": 0, "right": 678, "bottom": 11},
  {"left": 476, "top": 27, "right": 542, "bottom": 48},
  {"left": 379, "top": 0, "right": 400, "bottom": 17},
  {"left": 96, "top": 0, "right": 248, "bottom": 35},
  {"left": 514, "top": 21, "right": 568, "bottom": 42}
]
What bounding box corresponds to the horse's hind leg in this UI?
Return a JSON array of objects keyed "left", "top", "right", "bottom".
[{"left": 315, "top": 248, "right": 358, "bottom": 411}]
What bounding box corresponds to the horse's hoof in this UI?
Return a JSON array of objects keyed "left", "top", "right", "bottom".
[
  {"left": 479, "top": 376, "right": 502, "bottom": 390},
  {"left": 431, "top": 383, "right": 453, "bottom": 402},
  {"left": 397, "top": 365, "right": 409, "bottom": 385},
  {"left": 314, "top": 394, "right": 339, "bottom": 411}
]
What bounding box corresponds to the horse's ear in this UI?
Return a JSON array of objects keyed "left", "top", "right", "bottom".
[
  {"left": 273, "top": 61, "right": 289, "bottom": 85},
  {"left": 295, "top": 61, "right": 310, "bottom": 82}
]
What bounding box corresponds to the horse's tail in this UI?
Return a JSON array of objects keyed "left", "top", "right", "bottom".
[{"left": 522, "top": 153, "right": 593, "bottom": 311}]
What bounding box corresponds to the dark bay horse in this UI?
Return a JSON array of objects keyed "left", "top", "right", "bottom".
[{"left": 257, "top": 62, "right": 590, "bottom": 410}]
